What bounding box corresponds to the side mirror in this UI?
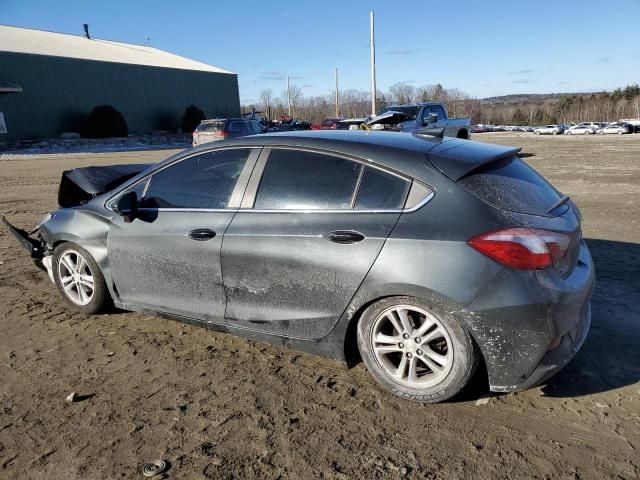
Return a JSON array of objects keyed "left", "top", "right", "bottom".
[
  {"left": 114, "top": 191, "right": 138, "bottom": 223},
  {"left": 423, "top": 113, "right": 438, "bottom": 125}
]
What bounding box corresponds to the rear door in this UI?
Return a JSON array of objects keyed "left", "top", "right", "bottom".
[
  {"left": 221, "top": 147, "right": 412, "bottom": 339},
  {"left": 107, "top": 147, "right": 259, "bottom": 321}
]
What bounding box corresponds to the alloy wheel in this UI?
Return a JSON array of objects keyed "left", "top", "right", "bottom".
[
  {"left": 371, "top": 305, "right": 453, "bottom": 388},
  {"left": 57, "top": 250, "right": 95, "bottom": 305}
]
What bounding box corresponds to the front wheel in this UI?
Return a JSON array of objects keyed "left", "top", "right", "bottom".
[
  {"left": 53, "top": 243, "right": 109, "bottom": 314},
  {"left": 357, "top": 296, "right": 479, "bottom": 403}
]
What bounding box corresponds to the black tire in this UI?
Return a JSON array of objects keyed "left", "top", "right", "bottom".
[
  {"left": 357, "top": 296, "right": 479, "bottom": 403},
  {"left": 52, "top": 242, "right": 109, "bottom": 314}
]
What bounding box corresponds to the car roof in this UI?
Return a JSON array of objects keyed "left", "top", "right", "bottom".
[
  {"left": 224, "top": 130, "right": 447, "bottom": 155},
  {"left": 184, "top": 130, "right": 520, "bottom": 183}
]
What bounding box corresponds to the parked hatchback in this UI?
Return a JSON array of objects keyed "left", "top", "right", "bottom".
[
  {"left": 192, "top": 118, "right": 266, "bottom": 146},
  {"left": 3, "top": 131, "right": 594, "bottom": 403}
]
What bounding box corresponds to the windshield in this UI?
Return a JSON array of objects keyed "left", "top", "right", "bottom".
[{"left": 378, "top": 106, "right": 420, "bottom": 120}]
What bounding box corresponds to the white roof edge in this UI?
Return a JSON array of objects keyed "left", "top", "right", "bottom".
[{"left": 0, "top": 24, "right": 235, "bottom": 74}]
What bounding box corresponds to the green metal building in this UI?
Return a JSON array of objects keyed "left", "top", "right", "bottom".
[{"left": 0, "top": 25, "right": 240, "bottom": 141}]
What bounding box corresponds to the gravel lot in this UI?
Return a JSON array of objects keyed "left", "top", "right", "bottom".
[{"left": 1, "top": 133, "right": 639, "bottom": 479}]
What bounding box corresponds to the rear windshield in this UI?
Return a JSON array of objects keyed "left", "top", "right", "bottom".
[
  {"left": 458, "top": 157, "right": 565, "bottom": 217},
  {"left": 196, "top": 121, "right": 224, "bottom": 132}
]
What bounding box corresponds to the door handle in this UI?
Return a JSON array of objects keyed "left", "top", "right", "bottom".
[
  {"left": 187, "top": 228, "right": 217, "bottom": 241},
  {"left": 324, "top": 230, "right": 365, "bottom": 244}
]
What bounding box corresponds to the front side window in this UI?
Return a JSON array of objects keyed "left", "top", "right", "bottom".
[
  {"left": 141, "top": 149, "right": 252, "bottom": 209},
  {"left": 355, "top": 167, "right": 410, "bottom": 210},
  {"left": 254, "top": 150, "right": 362, "bottom": 209}
]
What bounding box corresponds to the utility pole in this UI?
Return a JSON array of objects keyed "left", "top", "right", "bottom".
[
  {"left": 335, "top": 68, "right": 340, "bottom": 117},
  {"left": 287, "top": 76, "right": 292, "bottom": 117},
  {"left": 369, "top": 11, "right": 377, "bottom": 116}
]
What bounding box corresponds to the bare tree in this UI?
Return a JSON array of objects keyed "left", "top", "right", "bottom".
[
  {"left": 389, "top": 82, "right": 416, "bottom": 104},
  {"left": 281, "top": 85, "right": 303, "bottom": 117},
  {"left": 259, "top": 89, "right": 274, "bottom": 114}
]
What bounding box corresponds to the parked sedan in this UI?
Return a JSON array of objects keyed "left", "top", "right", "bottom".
[
  {"left": 310, "top": 118, "right": 345, "bottom": 130},
  {"left": 596, "top": 123, "right": 630, "bottom": 134},
  {"left": 535, "top": 125, "right": 563, "bottom": 135},
  {"left": 2, "top": 131, "right": 594, "bottom": 403}
]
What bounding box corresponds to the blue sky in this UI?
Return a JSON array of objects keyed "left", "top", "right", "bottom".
[{"left": 3, "top": 0, "right": 639, "bottom": 103}]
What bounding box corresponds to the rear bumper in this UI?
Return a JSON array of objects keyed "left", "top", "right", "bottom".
[
  {"left": 507, "top": 303, "right": 591, "bottom": 392},
  {"left": 459, "top": 240, "right": 595, "bottom": 392}
]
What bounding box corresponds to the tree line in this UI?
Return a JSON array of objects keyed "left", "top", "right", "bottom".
[{"left": 243, "top": 83, "right": 640, "bottom": 126}]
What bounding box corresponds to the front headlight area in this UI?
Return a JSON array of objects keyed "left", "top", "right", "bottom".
[{"left": 32, "top": 213, "right": 55, "bottom": 233}]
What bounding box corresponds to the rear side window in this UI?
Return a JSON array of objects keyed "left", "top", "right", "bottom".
[
  {"left": 355, "top": 167, "right": 410, "bottom": 210},
  {"left": 254, "top": 150, "right": 361, "bottom": 209},
  {"left": 142, "top": 149, "right": 252, "bottom": 209},
  {"left": 229, "top": 121, "right": 248, "bottom": 133},
  {"left": 458, "top": 157, "right": 564, "bottom": 217}
]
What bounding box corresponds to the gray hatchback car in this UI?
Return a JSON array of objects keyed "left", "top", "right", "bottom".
[{"left": 3, "top": 131, "right": 594, "bottom": 403}]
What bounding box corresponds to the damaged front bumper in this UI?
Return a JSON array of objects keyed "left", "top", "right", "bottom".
[{"left": 1, "top": 216, "right": 54, "bottom": 283}]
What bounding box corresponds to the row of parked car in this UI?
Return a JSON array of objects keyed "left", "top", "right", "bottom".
[
  {"left": 472, "top": 122, "right": 639, "bottom": 135},
  {"left": 534, "top": 122, "right": 637, "bottom": 135},
  {"left": 194, "top": 102, "right": 473, "bottom": 147}
]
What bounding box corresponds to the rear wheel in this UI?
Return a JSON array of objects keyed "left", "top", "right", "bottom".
[
  {"left": 53, "top": 243, "right": 108, "bottom": 314},
  {"left": 357, "top": 296, "right": 479, "bottom": 403}
]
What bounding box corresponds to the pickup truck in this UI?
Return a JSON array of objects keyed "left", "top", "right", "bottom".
[{"left": 365, "top": 102, "right": 471, "bottom": 139}]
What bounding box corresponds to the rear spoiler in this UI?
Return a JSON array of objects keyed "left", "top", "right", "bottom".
[{"left": 427, "top": 140, "right": 521, "bottom": 181}]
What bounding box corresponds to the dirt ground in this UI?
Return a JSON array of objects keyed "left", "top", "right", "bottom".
[{"left": 0, "top": 133, "right": 638, "bottom": 479}]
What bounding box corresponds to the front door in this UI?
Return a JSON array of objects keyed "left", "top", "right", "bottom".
[
  {"left": 221, "top": 148, "right": 411, "bottom": 339},
  {"left": 107, "top": 147, "right": 259, "bottom": 321}
]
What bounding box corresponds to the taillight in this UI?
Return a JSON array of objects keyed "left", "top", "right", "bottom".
[
  {"left": 217, "top": 131, "right": 230, "bottom": 138},
  {"left": 468, "top": 228, "right": 570, "bottom": 270}
]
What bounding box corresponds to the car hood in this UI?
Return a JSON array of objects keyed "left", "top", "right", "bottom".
[
  {"left": 58, "top": 164, "right": 151, "bottom": 208},
  {"left": 366, "top": 110, "right": 414, "bottom": 126}
]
